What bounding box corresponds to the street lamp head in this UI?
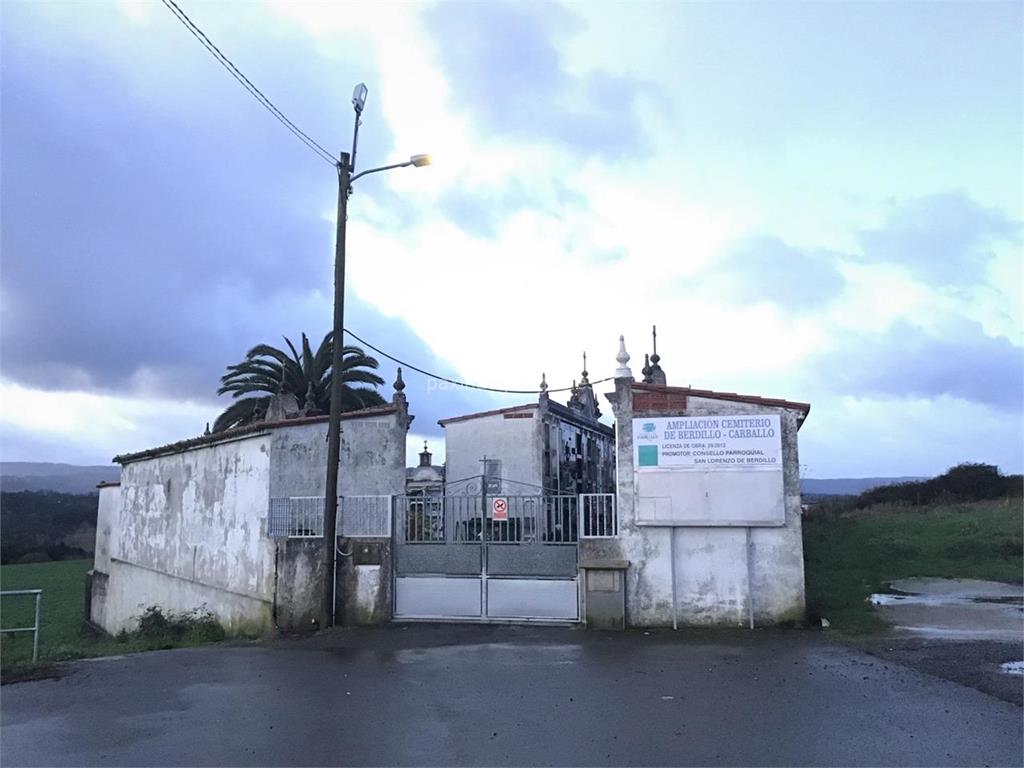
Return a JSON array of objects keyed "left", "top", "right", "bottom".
[
  {"left": 409, "top": 154, "right": 432, "bottom": 168},
  {"left": 352, "top": 82, "right": 368, "bottom": 114}
]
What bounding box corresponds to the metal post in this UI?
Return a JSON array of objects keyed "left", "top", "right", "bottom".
[
  {"left": 669, "top": 528, "right": 678, "bottom": 631},
  {"left": 480, "top": 463, "right": 488, "bottom": 618},
  {"left": 746, "top": 527, "right": 755, "bottom": 630},
  {"left": 32, "top": 592, "right": 41, "bottom": 662},
  {"left": 321, "top": 152, "right": 350, "bottom": 629}
]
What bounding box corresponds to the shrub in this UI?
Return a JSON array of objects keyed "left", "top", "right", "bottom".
[
  {"left": 853, "top": 463, "right": 1022, "bottom": 509},
  {"left": 126, "top": 606, "right": 225, "bottom": 644}
]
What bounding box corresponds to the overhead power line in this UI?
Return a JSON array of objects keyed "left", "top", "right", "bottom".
[
  {"left": 160, "top": 0, "right": 337, "bottom": 166},
  {"left": 160, "top": 2, "right": 602, "bottom": 398},
  {"left": 344, "top": 328, "right": 612, "bottom": 395}
]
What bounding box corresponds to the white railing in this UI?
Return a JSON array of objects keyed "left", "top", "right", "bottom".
[
  {"left": 268, "top": 495, "right": 391, "bottom": 539},
  {"left": 268, "top": 496, "right": 324, "bottom": 538},
  {"left": 579, "top": 493, "right": 617, "bottom": 538},
  {"left": 340, "top": 495, "right": 392, "bottom": 538},
  {"left": 0, "top": 589, "right": 42, "bottom": 662}
]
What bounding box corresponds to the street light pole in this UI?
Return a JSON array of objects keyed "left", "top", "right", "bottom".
[
  {"left": 320, "top": 83, "right": 430, "bottom": 630},
  {"left": 321, "top": 149, "right": 350, "bottom": 630}
]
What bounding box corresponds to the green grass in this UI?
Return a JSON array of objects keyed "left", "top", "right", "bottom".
[
  {"left": 803, "top": 498, "right": 1023, "bottom": 633},
  {"left": 1, "top": 559, "right": 224, "bottom": 676}
]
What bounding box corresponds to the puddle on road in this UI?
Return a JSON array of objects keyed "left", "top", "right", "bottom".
[
  {"left": 1000, "top": 661, "right": 1024, "bottom": 676},
  {"left": 868, "top": 578, "right": 1024, "bottom": 642}
]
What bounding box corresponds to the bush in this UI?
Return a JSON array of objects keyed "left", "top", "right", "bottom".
[
  {"left": 853, "top": 463, "right": 1022, "bottom": 509},
  {"left": 123, "top": 606, "right": 225, "bottom": 645}
]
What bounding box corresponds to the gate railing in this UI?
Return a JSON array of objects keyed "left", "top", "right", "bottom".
[
  {"left": 269, "top": 493, "right": 618, "bottom": 541},
  {"left": 579, "top": 493, "right": 617, "bottom": 538},
  {"left": 398, "top": 494, "right": 581, "bottom": 545}
]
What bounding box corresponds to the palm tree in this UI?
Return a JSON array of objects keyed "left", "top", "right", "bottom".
[{"left": 212, "top": 332, "right": 386, "bottom": 432}]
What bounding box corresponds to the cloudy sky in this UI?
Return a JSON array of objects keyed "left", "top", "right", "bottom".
[{"left": 1, "top": 0, "right": 1021, "bottom": 477}]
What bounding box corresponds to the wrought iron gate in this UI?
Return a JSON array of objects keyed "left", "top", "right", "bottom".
[{"left": 393, "top": 494, "right": 580, "bottom": 621}]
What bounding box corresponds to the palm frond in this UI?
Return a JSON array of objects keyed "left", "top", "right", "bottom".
[{"left": 212, "top": 396, "right": 269, "bottom": 433}]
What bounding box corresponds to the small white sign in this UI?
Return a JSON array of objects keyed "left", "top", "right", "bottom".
[
  {"left": 491, "top": 497, "right": 509, "bottom": 520},
  {"left": 634, "top": 414, "right": 782, "bottom": 472}
]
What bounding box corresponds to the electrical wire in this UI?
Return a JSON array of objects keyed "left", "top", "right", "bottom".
[
  {"left": 160, "top": 0, "right": 337, "bottom": 166},
  {"left": 161, "top": 1, "right": 607, "bottom": 397},
  {"left": 343, "top": 328, "right": 612, "bottom": 395}
]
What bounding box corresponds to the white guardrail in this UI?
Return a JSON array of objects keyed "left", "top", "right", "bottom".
[{"left": 0, "top": 589, "right": 42, "bottom": 662}]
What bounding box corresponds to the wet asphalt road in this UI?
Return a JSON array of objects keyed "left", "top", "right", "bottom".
[{"left": 2, "top": 624, "right": 1021, "bottom": 767}]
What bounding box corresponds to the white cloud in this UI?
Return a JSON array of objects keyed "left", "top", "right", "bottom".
[
  {"left": 4, "top": 0, "right": 1021, "bottom": 475},
  {"left": 0, "top": 380, "right": 217, "bottom": 463}
]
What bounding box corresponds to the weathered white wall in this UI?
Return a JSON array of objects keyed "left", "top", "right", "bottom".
[
  {"left": 93, "top": 485, "right": 120, "bottom": 574},
  {"left": 91, "top": 405, "right": 410, "bottom": 635},
  {"left": 268, "top": 408, "right": 409, "bottom": 626},
  {"left": 268, "top": 414, "right": 404, "bottom": 499},
  {"left": 597, "top": 383, "right": 806, "bottom": 626},
  {"left": 444, "top": 408, "right": 543, "bottom": 491},
  {"left": 92, "top": 434, "right": 274, "bottom": 635}
]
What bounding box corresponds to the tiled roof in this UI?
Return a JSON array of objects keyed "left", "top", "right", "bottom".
[
  {"left": 113, "top": 404, "right": 399, "bottom": 465},
  {"left": 629, "top": 383, "right": 811, "bottom": 416},
  {"left": 438, "top": 403, "right": 537, "bottom": 426}
]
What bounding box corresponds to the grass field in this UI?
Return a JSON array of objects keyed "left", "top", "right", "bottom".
[
  {"left": 803, "top": 498, "right": 1023, "bottom": 633},
  {"left": 1, "top": 559, "right": 223, "bottom": 675}
]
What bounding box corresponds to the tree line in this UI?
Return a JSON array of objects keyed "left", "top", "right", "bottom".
[{"left": 852, "top": 463, "right": 1022, "bottom": 509}]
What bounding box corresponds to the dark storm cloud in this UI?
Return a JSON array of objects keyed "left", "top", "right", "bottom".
[
  {"left": 691, "top": 235, "right": 846, "bottom": 311},
  {"left": 814, "top": 320, "right": 1023, "bottom": 411},
  {"left": 858, "top": 191, "right": 1020, "bottom": 285},
  {"left": 422, "top": 1, "right": 660, "bottom": 158},
  {"left": 0, "top": 2, "right": 483, "bottom": 434}
]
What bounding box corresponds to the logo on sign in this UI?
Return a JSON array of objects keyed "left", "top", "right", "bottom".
[
  {"left": 491, "top": 497, "right": 508, "bottom": 521},
  {"left": 642, "top": 422, "right": 656, "bottom": 433}
]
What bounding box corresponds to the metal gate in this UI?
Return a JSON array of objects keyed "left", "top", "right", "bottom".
[{"left": 393, "top": 494, "right": 580, "bottom": 621}]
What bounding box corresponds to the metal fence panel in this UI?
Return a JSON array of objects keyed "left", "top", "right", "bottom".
[
  {"left": 580, "top": 493, "right": 617, "bottom": 538},
  {"left": 269, "top": 496, "right": 392, "bottom": 539},
  {"left": 340, "top": 495, "right": 392, "bottom": 538}
]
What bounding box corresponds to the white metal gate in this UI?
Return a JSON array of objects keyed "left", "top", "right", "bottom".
[{"left": 393, "top": 494, "right": 581, "bottom": 622}]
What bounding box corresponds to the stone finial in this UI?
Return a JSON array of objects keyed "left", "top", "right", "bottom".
[
  {"left": 392, "top": 367, "right": 409, "bottom": 418},
  {"left": 301, "top": 381, "right": 317, "bottom": 416},
  {"left": 204, "top": 422, "right": 211, "bottom": 436},
  {"left": 539, "top": 372, "right": 548, "bottom": 392},
  {"left": 419, "top": 440, "right": 432, "bottom": 467},
  {"left": 642, "top": 353, "right": 652, "bottom": 384},
  {"left": 580, "top": 352, "right": 589, "bottom": 385},
  {"left": 615, "top": 335, "right": 632, "bottom": 379}
]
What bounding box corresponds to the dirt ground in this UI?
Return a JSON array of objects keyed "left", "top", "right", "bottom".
[
  {"left": 850, "top": 577, "right": 1023, "bottom": 705},
  {"left": 851, "top": 635, "right": 1023, "bottom": 705}
]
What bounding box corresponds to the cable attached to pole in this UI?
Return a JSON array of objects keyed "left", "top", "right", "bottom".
[{"left": 343, "top": 328, "right": 612, "bottom": 395}]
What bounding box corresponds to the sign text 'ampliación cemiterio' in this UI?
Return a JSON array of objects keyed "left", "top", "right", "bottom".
[{"left": 634, "top": 414, "right": 782, "bottom": 471}]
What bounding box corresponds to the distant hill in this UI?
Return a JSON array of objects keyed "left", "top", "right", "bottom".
[
  {"left": 0, "top": 462, "right": 119, "bottom": 494},
  {"left": 800, "top": 477, "right": 927, "bottom": 496},
  {"left": 1, "top": 461, "right": 925, "bottom": 499}
]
